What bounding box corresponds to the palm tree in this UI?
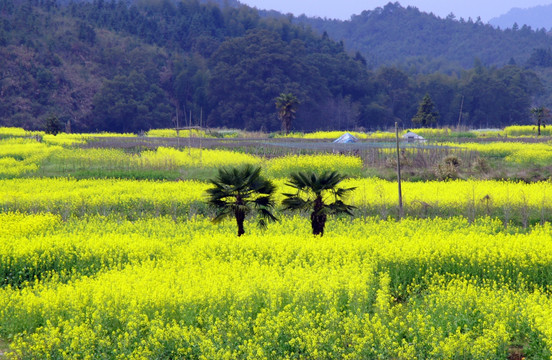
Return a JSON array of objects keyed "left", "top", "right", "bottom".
[
  {"left": 275, "top": 92, "right": 299, "bottom": 135},
  {"left": 531, "top": 106, "right": 551, "bottom": 136},
  {"left": 206, "top": 165, "right": 277, "bottom": 236},
  {"left": 282, "top": 171, "right": 356, "bottom": 236}
]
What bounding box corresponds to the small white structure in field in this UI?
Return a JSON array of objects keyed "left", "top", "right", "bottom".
[
  {"left": 333, "top": 132, "right": 358, "bottom": 143},
  {"left": 402, "top": 131, "right": 426, "bottom": 142}
]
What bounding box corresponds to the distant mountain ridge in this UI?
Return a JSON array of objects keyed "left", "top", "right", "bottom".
[
  {"left": 294, "top": 2, "right": 552, "bottom": 71},
  {"left": 489, "top": 4, "right": 552, "bottom": 30}
]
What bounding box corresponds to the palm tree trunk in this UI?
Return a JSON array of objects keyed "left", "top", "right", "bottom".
[
  {"left": 235, "top": 196, "right": 245, "bottom": 236},
  {"left": 311, "top": 196, "right": 327, "bottom": 236},
  {"left": 284, "top": 116, "right": 291, "bottom": 135},
  {"left": 236, "top": 212, "right": 245, "bottom": 236}
]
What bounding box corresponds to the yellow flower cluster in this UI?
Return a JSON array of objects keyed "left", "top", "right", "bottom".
[
  {"left": 0, "top": 177, "right": 551, "bottom": 223},
  {"left": 450, "top": 141, "right": 552, "bottom": 165},
  {"left": 0, "top": 178, "right": 208, "bottom": 219},
  {"left": 137, "top": 147, "right": 262, "bottom": 169},
  {"left": 406, "top": 128, "right": 450, "bottom": 137},
  {"left": 302, "top": 131, "right": 369, "bottom": 140},
  {"left": 2, "top": 215, "right": 552, "bottom": 358},
  {"left": 345, "top": 177, "right": 550, "bottom": 208},
  {"left": 266, "top": 154, "right": 363, "bottom": 178},
  {"left": 504, "top": 125, "right": 552, "bottom": 137},
  {"left": 0, "top": 138, "right": 62, "bottom": 177},
  {"left": 145, "top": 129, "right": 209, "bottom": 138},
  {"left": 4, "top": 126, "right": 552, "bottom": 357},
  {"left": 274, "top": 128, "right": 457, "bottom": 140},
  {"left": 0, "top": 135, "right": 368, "bottom": 179}
]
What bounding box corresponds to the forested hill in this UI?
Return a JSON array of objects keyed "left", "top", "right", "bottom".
[
  {"left": 0, "top": 0, "right": 547, "bottom": 133},
  {"left": 489, "top": 5, "right": 552, "bottom": 31},
  {"left": 297, "top": 2, "right": 552, "bottom": 72},
  {"left": 1, "top": 0, "right": 374, "bottom": 132}
]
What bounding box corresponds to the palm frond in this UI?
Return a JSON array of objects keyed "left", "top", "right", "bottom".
[
  {"left": 286, "top": 172, "right": 311, "bottom": 190},
  {"left": 281, "top": 196, "right": 311, "bottom": 211},
  {"left": 212, "top": 207, "right": 233, "bottom": 223},
  {"left": 257, "top": 208, "right": 278, "bottom": 227},
  {"left": 253, "top": 195, "right": 275, "bottom": 208},
  {"left": 205, "top": 164, "right": 276, "bottom": 235},
  {"left": 327, "top": 200, "right": 356, "bottom": 216},
  {"left": 334, "top": 186, "right": 356, "bottom": 198}
]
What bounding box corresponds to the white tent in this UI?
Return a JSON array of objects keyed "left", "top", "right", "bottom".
[
  {"left": 402, "top": 131, "right": 426, "bottom": 142},
  {"left": 333, "top": 132, "right": 358, "bottom": 143}
]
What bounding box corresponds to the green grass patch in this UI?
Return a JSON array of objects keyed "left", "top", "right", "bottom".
[{"left": 0, "top": 338, "right": 10, "bottom": 358}]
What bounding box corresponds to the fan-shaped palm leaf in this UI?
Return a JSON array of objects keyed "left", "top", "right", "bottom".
[
  {"left": 282, "top": 171, "right": 356, "bottom": 236},
  {"left": 206, "top": 165, "right": 277, "bottom": 236}
]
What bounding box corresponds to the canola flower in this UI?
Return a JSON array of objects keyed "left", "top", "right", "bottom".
[
  {"left": 274, "top": 128, "right": 466, "bottom": 140},
  {"left": 136, "top": 147, "right": 262, "bottom": 169},
  {"left": 0, "top": 138, "right": 62, "bottom": 177},
  {"left": 2, "top": 215, "right": 552, "bottom": 358},
  {"left": 265, "top": 153, "right": 363, "bottom": 178},
  {"left": 29, "top": 145, "right": 363, "bottom": 179},
  {"left": 42, "top": 134, "right": 88, "bottom": 146},
  {"left": 145, "top": 129, "right": 210, "bottom": 138},
  {"left": 504, "top": 125, "right": 552, "bottom": 137},
  {"left": 145, "top": 128, "right": 243, "bottom": 138},
  {"left": 3, "top": 126, "right": 552, "bottom": 358},
  {"left": 0, "top": 177, "right": 552, "bottom": 224},
  {"left": 446, "top": 141, "right": 552, "bottom": 166},
  {"left": 0, "top": 127, "right": 43, "bottom": 138},
  {"left": 0, "top": 178, "right": 209, "bottom": 219}
]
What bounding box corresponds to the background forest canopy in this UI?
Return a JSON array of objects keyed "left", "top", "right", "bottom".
[{"left": 0, "top": 0, "right": 551, "bottom": 133}]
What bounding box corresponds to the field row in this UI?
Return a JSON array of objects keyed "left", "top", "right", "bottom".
[
  {"left": 2, "top": 214, "right": 552, "bottom": 359},
  {"left": 0, "top": 138, "right": 364, "bottom": 179},
  {"left": 2, "top": 134, "right": 552, "bottom": 180},
  {"left": 0, "top": 177, "right": 551, "bottom": 225},
  {"left": 3, "top": 125, "right": 550, "bottom": 140}
]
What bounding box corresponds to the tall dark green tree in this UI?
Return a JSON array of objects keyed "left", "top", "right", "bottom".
[
  {"left": 412, "top": 93, "right": 439, "bottom": 127},
  {"left": 282, "top": 171, "right": 355, "bottom": 236},
  {"left": 275, "top": 92, "right": 299, "bottom": 134},
  {"left": 44, "top": 114, "right": 63, "bottom": 135},
  {"left": 206, "top": 165, "right": 277, "bottom": 237}
]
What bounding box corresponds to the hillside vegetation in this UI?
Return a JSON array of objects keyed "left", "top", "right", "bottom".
[
  {"left": 0, "top": 0, "right": 551, "bottom": 133},
  {"left": 298, "top": 2, "right": 552, "bottom": 71}
]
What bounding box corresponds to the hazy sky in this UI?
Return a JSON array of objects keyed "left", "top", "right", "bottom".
[{"left": 239, "top": 0, "right": 552, "bottom": 22}]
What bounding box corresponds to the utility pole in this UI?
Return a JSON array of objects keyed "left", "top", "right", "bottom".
[
  {"left": 175, "top": 102, "right": 180, "bottom": 147},
  {"left": 188, "top": 110, "right": 192, "bottom": 155},
  {"left": 456, "top": 95, "right": 464, "bottom": 129},
  {"left": 395, "top": 122, "right": 403, "bottom": 220}
]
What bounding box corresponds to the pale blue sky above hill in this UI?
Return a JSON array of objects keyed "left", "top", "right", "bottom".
[{"left": 239, "top": 0, "right": 552, "bottom": 22}]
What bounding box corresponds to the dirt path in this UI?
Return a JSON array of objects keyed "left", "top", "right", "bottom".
[{"left": 0, "top": 338, "right": 9, "bottom": 358}]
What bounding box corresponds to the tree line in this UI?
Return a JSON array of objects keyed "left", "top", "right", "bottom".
[{"left": 0, "top": 0, "right": 545, "bottom": 132}]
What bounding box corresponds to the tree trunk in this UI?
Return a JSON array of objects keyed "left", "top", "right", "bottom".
[
  {"left": 236, "top": 212, "right": 245, "bottom": 236},
  {"left": 311, "top": 196, "right": 327, "bottom": 236},
  {"left": 282, "top": 115, "right": 291, "bottom": 135},
  {"left": 235, "top": 196, "right": 245, "bottom": 236}
]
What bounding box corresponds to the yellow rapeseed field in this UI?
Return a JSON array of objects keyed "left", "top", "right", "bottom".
[
  {"left": 2, "top": 127, "right": 552, "bottom": 358},
  {"left": 2, "top": 215, "right": 552, "bottom": 358}
]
